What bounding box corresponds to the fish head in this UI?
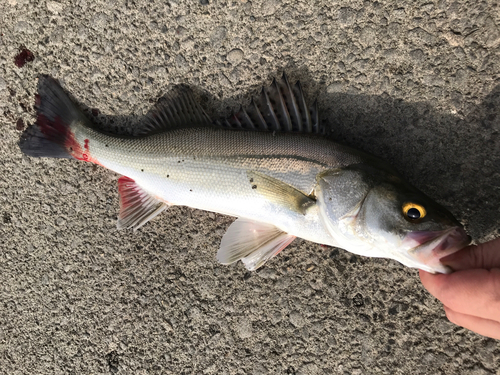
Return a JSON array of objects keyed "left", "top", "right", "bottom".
[{"left": 316, "top": 164, "right": 470, "bottom": 273}]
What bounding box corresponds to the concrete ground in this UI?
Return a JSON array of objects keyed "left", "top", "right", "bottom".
[{"left": 1, "top": 0, "right": 499, "bottom": 374}]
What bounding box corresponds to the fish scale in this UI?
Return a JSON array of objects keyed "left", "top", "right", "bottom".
[{"left": 75, "top": 126, "right": 351, "bottom": 246}]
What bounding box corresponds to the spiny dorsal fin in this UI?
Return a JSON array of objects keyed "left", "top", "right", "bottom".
[
  {"left": 117, "top": 176, "right": 169, "bottom": 230},
  {"left": 138, "top": 86, "right": 212, "bottom": 136},
  {"left": 218, "top": 73, "right": 325, "bottom": 134},
  {"left": 217, "top": 218, "right": 296, "bottom": 271}
]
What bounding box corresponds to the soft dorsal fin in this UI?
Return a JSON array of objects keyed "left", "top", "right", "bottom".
[
  {"left": 117, "top": 176, "right": 169, "bottom": 230},
  {"left": 137, "top": 86, "right": 212, "bottom": 136},
  {"left": 218, "top": 73, "right": 324, "bottom": 134},
  {"left": 217, "top": 218, "right": 296, "bottom": 271}
]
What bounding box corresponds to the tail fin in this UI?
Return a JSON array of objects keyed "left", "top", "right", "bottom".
[{"left": 19, "top": 75, "right": 88, "bottom": 158}]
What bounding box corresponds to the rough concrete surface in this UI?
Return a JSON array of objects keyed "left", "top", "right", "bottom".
[{"left": 0, "top": 0, "right": 499, "bottom": 374}]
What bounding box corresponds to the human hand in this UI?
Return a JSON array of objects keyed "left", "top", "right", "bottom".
[{"left": 419, "top": 237, "right": 500, "bottom": 339}]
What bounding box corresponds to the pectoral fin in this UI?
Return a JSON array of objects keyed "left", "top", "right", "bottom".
[
  {"left": 117, "top": 176, "right": 168, "bottom": 231},
  {"left": 247, "top": 171, "right": 315, "bottom": 215},
  {"left": 217, "top": 218, "right": 296, "bottom": 271}
]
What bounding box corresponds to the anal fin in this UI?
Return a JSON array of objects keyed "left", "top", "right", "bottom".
[
  {"left": 117, "top": 176, "right": 168, "bottom": 231},
  {"left": 217, "top": 218, "right": 296, "bottom": 271}
]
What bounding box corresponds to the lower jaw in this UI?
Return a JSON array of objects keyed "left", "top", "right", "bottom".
[
  {"left": 416, "top": 259, "right": 453, "bottom": 274},
  {"left": 406, "top": 229, "right": 470, "bottom": 273}
]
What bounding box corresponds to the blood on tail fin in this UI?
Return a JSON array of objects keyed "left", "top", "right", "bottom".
[{"left": 19, "top": 75, "right": 93, "bottom": 159}]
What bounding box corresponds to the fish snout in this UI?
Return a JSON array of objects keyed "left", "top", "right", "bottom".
[{"left": 405, "top": 227, "right": 471, "bottom": 274}]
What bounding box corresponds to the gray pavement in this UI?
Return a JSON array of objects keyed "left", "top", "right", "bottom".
[{"left": 1, "top": 0, "right": 499, "bottom": 374}]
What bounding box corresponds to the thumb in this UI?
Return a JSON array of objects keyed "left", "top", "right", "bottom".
[{"left": 439, "top": 237, "right": 500, "bottom": 271}]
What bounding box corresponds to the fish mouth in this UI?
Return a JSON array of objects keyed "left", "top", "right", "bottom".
[{"left": 404, "top": 227, "right": 471, "bottom": 274}]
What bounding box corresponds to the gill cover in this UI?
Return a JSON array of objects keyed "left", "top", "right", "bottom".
[{"left": 315, "top": 166, "right": 387, "bottom": 258}]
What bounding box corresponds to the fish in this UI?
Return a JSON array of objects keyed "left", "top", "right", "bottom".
[{"left": 18, "top": 74, "right": 470, "bottom": 274}]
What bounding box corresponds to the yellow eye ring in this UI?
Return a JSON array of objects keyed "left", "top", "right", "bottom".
[{"left": 402, "top": 202, "right": 426, "bottom": 221}]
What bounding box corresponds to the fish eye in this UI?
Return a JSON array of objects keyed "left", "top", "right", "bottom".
[{"left": 402, "top": 202, "right": 426, "bottom": 221}]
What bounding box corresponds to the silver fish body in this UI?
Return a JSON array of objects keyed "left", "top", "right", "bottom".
[
  {"left": 73, "top": 124, "right": 367, "bottom": 244},
  {"left": 19, "top": 75, "right": 470, "bottom": 273}
]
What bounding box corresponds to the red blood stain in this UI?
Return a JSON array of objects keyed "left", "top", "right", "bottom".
[
  {"left": 91, "top": 108, "right": 100, "bottom": 117},
  {"left": 37, "top": 113, "right": 101, "bottom": 165},
  {"left": 66, "top": 134, "right": 100, "bottom": 164},
  {"left": 117, "top": 176, "right": 136, "bottom": 210},
  {"left": 14, "top": 47, "right": 35, "bottom": 68},
  {"left": 66, "top": 134, "right": 100, "bottom": 165},
  {"left": 38, "top": 113, "right": 68, "bottom": 142},
  {"left": 34, "top": 84, "right": 102, "bottom": 166}
]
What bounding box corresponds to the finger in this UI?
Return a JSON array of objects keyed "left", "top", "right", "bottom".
[
  {"left": 419, "top": 268, "right": 500, "bottom": 322},
  {"left": 444, "top": 306, "right": 500, "bottom": 340},
  {"left": 440, "top": 237, "right": 500, "bottom": 271}
]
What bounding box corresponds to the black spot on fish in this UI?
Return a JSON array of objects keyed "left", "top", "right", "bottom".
[
  {"left": 141, "top": 169, "right": 144, "bottom": 172},
  {"left": 190, "top": 189, "right": 192, "bottom": 192},
  {"left": 167, "top": 175, "right": 169, "bottom": 178},
  {"left": 249, "top": 178, "right": 254, "bottom": 183},
  {"left": 252, "top": 185, "right": 257, "bottom": 189},
  {"left": 105, "top": 144, "right": 108, "bottom": 147}
]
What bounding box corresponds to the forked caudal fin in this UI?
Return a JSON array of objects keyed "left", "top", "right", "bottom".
[{"left": 18, "top": 75, "right": 93, "bottom": 160}]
